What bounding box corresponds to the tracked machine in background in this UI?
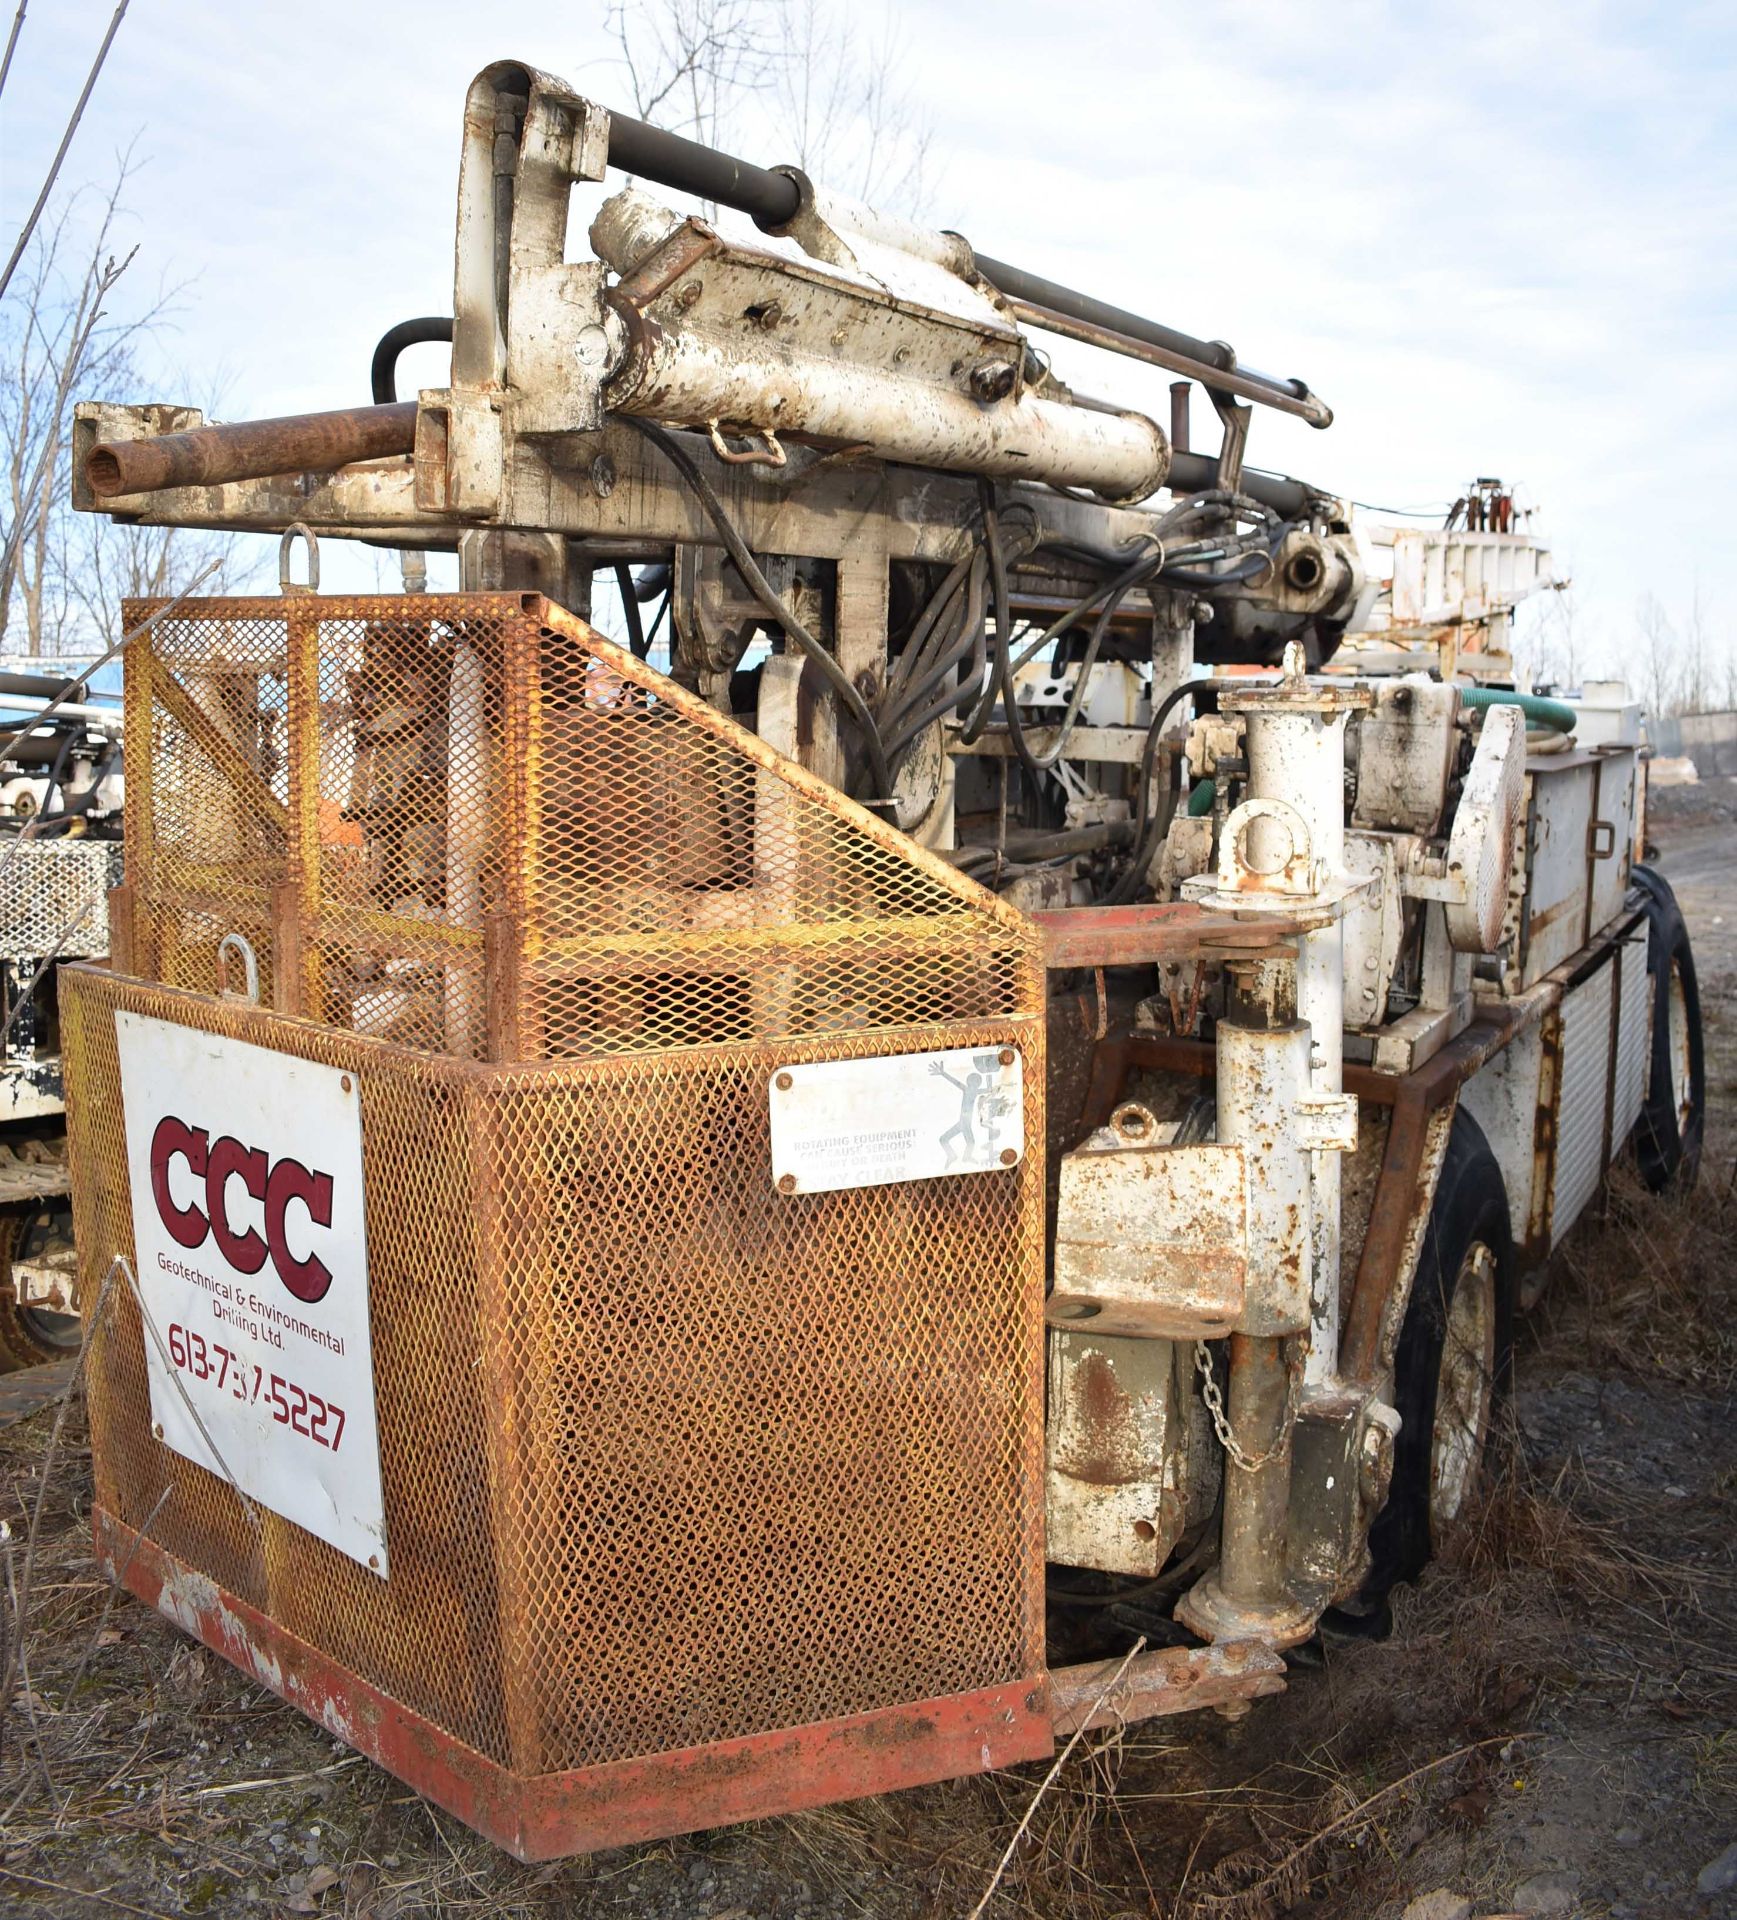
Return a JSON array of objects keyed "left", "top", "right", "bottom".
[
  {"left": 0, "top": 664, "right": 123, "bottom": 1367},
  {"left": 57, "top": 60, "right": 1703, "bottom": 1859}
]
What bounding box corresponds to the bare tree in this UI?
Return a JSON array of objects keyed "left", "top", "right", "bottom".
[
  {"left": 604, "top": 0, "right": 780, "bottom": 172},
  {"left": 1678, "top": 580, "right": 1711, "bottom": 717},
  {"left": 1635, "top": 592, "right": 1678, "bottom": 721},
  {"left": 602, "top": 0, "right": 934, "bottom": 216},
  {"left": 0, "top": 157, "right": 250, "bottom": 657},
  {"left": 774, "top": 0, "right": 931, "bottom": 214}
]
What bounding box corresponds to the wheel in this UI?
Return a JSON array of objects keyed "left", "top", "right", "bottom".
[
  {"left": 0, "top": 1196, "right": 82, "bottom": 1371},
  {"left": 1631, "top": 865, "right": 1704, "bottom": 1192},
  {"left": 1361, "top": 1107, "right": 1517, "bottom": 1599}
]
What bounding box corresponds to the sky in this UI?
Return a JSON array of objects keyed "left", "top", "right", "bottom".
[{"left": 4, "top": 0, "right": 1735, "bottom": 688}]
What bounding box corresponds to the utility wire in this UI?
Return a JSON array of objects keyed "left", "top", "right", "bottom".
[
  {"left": 0, "top": 0, "right": 130, "bottom": 302},
  {"left": 0, "top": 1, "right": 28, "bottom": 104}
]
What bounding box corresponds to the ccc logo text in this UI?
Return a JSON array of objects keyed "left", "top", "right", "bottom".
[{"left": 149, "top": 1117, "right": 335, "bottom": 1303}]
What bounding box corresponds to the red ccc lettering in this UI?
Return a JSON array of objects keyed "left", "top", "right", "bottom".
[{"left": 149, "top": 1117, "right": 336, "bottom": 1304}]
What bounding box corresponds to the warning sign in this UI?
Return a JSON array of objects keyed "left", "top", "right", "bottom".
[{"left": 768, "top": 1045, "right": 1025, "bottom": 1194}]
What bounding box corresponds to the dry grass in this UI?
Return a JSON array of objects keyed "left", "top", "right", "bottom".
[
  {"left": 1531, "top": 1156, "right": 1737, "bottom": 1392},
  {"left": 5, "top": 958, "right": 1733, "bottom": 1915}
]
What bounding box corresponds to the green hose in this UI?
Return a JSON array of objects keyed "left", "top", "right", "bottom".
[
  {"left": 1187, "top": 776, "right": 1215, "bottom": 816},
  {"left": 1459, "top": 686, "right": 1576, "bottom": 734}
]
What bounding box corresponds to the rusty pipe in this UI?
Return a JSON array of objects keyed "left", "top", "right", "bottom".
[
  {"left": 1216, "top": 1335, "right": 1296, "bottom": 1608},
  {"left": 85, "top": 401, "right": 418, "bottom": 499}
]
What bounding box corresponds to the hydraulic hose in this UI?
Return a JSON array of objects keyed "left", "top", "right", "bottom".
[
  {"left": 370, "top": 317, "right": 454, "bottom": 405},
  {"left": 619, "top": 416, "right": 894, "bottom": 803},
  {"left": 1459, "top": 686, "right": 1576, "bottom": 734}
]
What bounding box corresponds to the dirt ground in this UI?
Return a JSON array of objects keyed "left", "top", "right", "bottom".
[{"left": 3, "top": 787, "right": 1734, "bottom": 1920}]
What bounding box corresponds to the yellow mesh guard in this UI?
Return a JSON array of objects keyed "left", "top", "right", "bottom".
[{"left": 65, "top": 592, "right": 1046, "bottom": 1777}]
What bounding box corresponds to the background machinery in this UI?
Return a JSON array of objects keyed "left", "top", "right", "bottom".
[
  {"left": 0, "top": 660, "right": 123, "bottom": 1366},
  {"left": 53, "top": 59, "right": 1702, "bottom": 1859}
]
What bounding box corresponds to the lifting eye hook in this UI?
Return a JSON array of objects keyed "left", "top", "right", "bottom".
[{"left": 279, "top": 522, "right": 321, "bottom": 596}]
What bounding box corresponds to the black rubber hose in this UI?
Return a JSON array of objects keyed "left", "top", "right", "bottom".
[
  {"left": 998, "top": 542, "right": 1167, "bottom": 774},
  {"left": 613, "top": 563, "right": 648, "bottom": 658},
  {"left": 619, "top": 416, "right": 893, "bottom": 802},
  {"left": 881, "top": 556, "right": 990, "bottom": 761},
  {"left": 1157, "top": 549, "right": 1273, "bottom": 592},
  {"left": 1106, "top": 677, "right": 1203, "bottom": 904},
  {"left": 371, "top": 317, "right": 454, "bottom": 406},
  {"left": 0, "top": 669, "right": 86, "bottom": 701}
]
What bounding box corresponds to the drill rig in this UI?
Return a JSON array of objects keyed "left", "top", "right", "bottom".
[{"left": 56, "top": 60, "right": 1699, "bottom": 1858}]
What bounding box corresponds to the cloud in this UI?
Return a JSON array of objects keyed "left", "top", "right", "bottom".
[{"left": 4, "top": 0, "right": 1733, "bottom": 672}]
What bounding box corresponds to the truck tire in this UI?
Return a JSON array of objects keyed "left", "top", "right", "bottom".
[
  {"left": 0, "top": 1199, "right": 83, "bottom": 1372},
  {"left": 1631, "top": 866, "right": 1704, "bottom": 1192},
  {"left": 1361, "top": 1107, "right": 1516, "bottom": 1600}
]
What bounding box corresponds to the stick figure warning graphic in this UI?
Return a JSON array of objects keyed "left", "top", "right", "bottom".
[{"left": 767, "top": 1046, "right": 1026, "bottom": 1194}]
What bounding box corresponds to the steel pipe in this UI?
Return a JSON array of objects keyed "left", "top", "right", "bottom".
[
  {"left": 598, "top": 111, "right": 1329, "bottom": 432},
  {"left": 1215, "top": 1335, "right": 1297, "bottom": 1609},
  {"left": 998, "top": 293, "right": 1332, "bottom": 429},
  {"left": 1166, "top": 454, "right": 1314, "bottom": 517},
  {"left": 606, "top": 113, "right": 801, "bottom": 229},
  {"left": 603, "top": 328, "right": 1170, "bottom": 501},
  {"left": 85, "top": 402, "right": 419, "bottom": 499}
]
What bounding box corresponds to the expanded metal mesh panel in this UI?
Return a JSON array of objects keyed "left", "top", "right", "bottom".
[
  {"left": 64, "top": 969, "right": 1045, "bottom": 1773},
  {"left": 0, "top": 838, "right": 122, "bottom": 958},
  {"left": 120, "top": 594, "right": 1024, "bottom": 1062},
  {"left": 72, "top": 593, "right": 1047, "bottom": 1792}
]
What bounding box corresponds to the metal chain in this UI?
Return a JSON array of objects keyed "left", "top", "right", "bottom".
[{"left": 1193, "top": 1338, "right": 1302, "bottom": 1473}]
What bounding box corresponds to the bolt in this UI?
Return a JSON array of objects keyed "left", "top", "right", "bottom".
[
  {"left": 777, "top": 1173, "right": 797, "bottom": 1194},
  {"left": 969, "top": 358, "right": 1018, "bottom": 403},
  {"left": 368, "top": 1554, "right": 380, "bottom": 1571},
  {"left": 753, "top": 300, "right": 783, "bottom": 331},
  {"left": 775, "top": 1071, "right": 793, "bottom": 1091},
  {"left": 675, "top": 280, "right": 703, "bottom": 310},
  {"left": 998, "top": 1048, "right": 1016, "bottom": 1067},
  {"left": 892, "top": 345, "right": 911, "bottom": 367},
  {"left": 590, "top": 453, "right": 617, "bottom": 500},
  {"left": 999, "top": 1148, "right": 1019, "bottom": 1166},
  {"left": 152, "top": 1423, "right": 164, "bottom": 1440},
  {"left": 340, "top": 1074, "right": 353, "bottom": 1093},
  {"left": 830, "top": 325, "right": 848, "bottom": 347}
]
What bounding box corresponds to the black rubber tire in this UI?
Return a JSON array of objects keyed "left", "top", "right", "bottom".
[
  {"left": 0, "top": 1201, "right": 82, "bottom": 1372},
  {"left": 1631, "top": 865, "right": 1705, "bottom": 1192},
  {"left": 1361, "top": 1107, "right": 1517, "bottom": 1599}
]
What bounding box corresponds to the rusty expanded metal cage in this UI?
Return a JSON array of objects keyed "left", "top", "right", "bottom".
[{"left": 64, "top": 592, "right": 1052, "bottom": 1856}]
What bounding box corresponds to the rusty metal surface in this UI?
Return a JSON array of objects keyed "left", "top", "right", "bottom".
[
  {"left": 64, "top": 591, "right": 1050, "bottom": 1850},
  {"left": 1049, "top": 1639, "right": 1286, "bottom": 1735},
  {"left": 94, "top": 1509, "right": 1053, "bottom": 1862},
  {"left": 1050, "top": 1131, "right": 1248, "bottom": 1339},
  {"left": 86, "top": 404, "right": 418, "bottom": 499},
  {"left": 1098, "top": 1019, "right": 1533, "bottom": 1386},
  {"left": 1044, "top": 1329, "right": 1190, "bottom": 1576},
  {"left": 1031, "top": 902, "right": 1298, "bottom": 969},
  {"left": 116, "top": 592, "right": 1038, "bottom": 1060},
  {"left": 1335, "top": 1007, "right": 1525, "bottom": 1382}
]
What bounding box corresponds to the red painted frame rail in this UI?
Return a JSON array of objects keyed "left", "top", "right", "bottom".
[{"left": 94, "top": 1508, "right": 1052, "bottom": 1862}]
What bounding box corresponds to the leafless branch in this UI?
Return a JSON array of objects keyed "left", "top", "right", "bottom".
[{"left": 0, "top": 154, "right": 251, "bottom": 655}]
